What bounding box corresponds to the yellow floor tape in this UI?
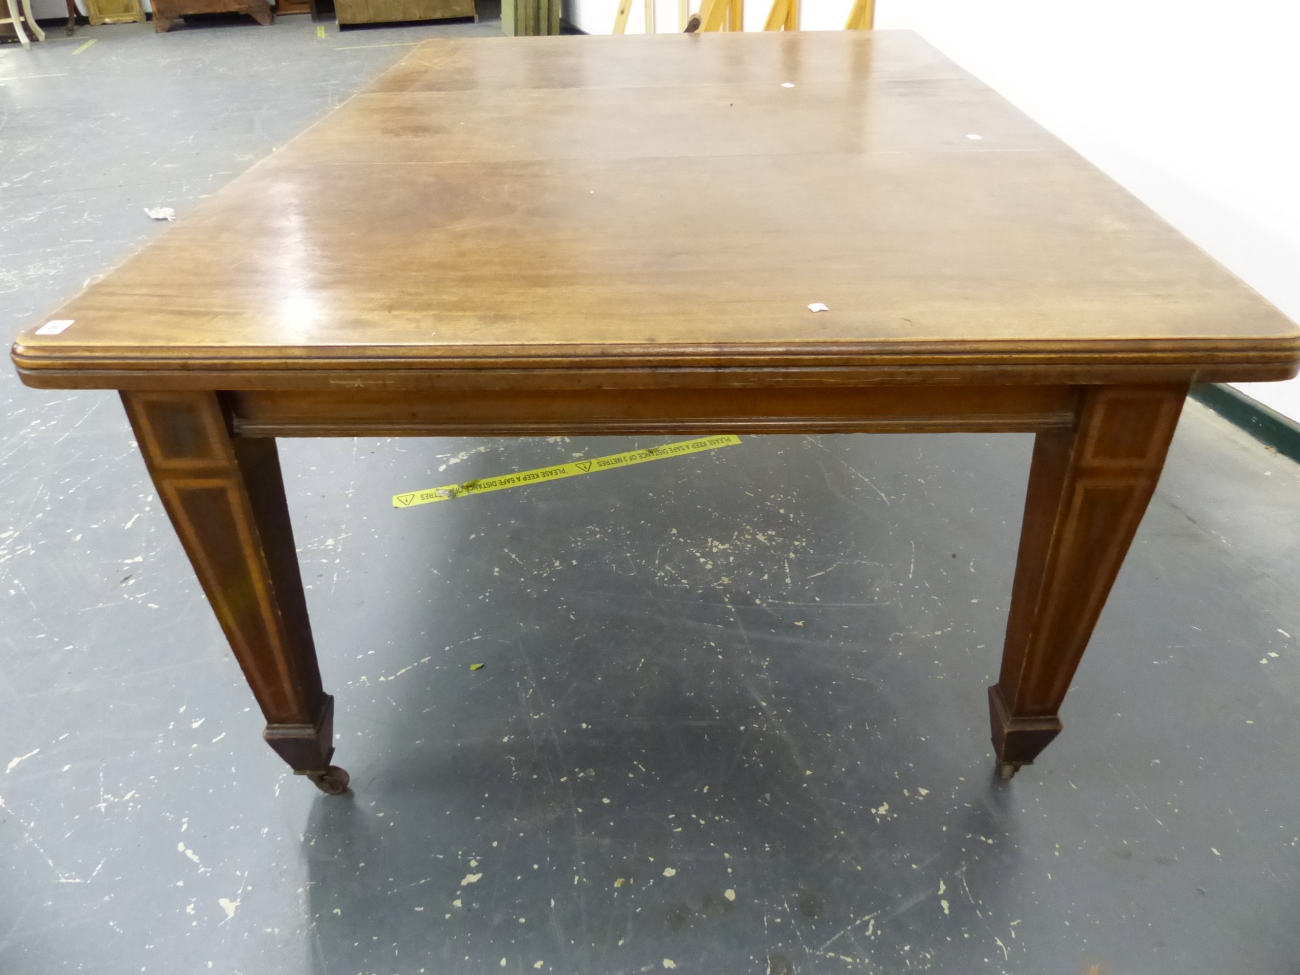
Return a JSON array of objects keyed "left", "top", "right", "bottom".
[{"left": 393, "top": 435, "right": 742, "bottom": 508}]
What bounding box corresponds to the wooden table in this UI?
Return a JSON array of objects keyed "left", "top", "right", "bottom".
[{"left": 12, "top": 32, "right": 1298, "bottom": 794}]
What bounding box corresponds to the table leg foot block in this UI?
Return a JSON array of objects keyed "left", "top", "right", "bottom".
[
  {"left": 988, "top": 684, "right": 1062, "bottom": 775},
  {"left": 264, "top": 693, "right": 337, "bottom": 775}
]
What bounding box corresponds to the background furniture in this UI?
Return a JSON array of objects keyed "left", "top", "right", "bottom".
[
  {"left": 7, "top": 0, "right": 82, "bottom": 34},
  {"left": 85, "top": 0, "right": 143, "bottom": 23},
  {"left": 152, "top": 0, "right": 273, "bottom": 30},
  {"left": 500, "top": 0, "right": 556, "bottom": 34},
  {"left": 336, "top": 0, "right": 474, "bottom": 27},
  {"left": 275, "top": 0, "right": 314, "bottom": 17},
  {"left": 12, "top": 32, "right": 1299, "bottom": 793},
  {"left": 684, "top": 0, "right": 869, "bottom": 36},
  {"left": 1, "top": 0, "right": 44, "bottom": 48}
]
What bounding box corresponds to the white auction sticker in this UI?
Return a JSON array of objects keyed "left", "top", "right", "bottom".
[{"left": 35, "top": 320, "right": 75, "bottom": 335}]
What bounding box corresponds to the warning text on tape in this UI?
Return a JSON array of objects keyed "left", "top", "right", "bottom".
[{"left": 393, "top": 435, "right": 742, "bottom": 509}]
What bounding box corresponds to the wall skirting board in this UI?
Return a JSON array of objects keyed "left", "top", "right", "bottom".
[{"left": 1190, "top": 384, "right": 1300, "bottom": 465}]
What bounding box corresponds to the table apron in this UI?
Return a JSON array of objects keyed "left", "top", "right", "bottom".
[{"left": 225, "top": 384, "right": 1084, "bottom": 438}]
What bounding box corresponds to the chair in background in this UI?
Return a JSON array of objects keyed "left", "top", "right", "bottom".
[
  {"left": 686, "top": 0, "right": 874, "bottom": 32},
  {"left": 1, "top": 0, "right": 45, "bottom": 48},
  {"left": 615, "top": 0, "right": 742, "bottom": 33},
  {"left": 843, "top": 0, "right": 874, "bottom": 30}
]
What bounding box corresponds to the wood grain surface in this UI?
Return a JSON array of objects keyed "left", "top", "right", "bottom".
[{"left": 12, "top": 31, "right": 1298, "bottom": 389}]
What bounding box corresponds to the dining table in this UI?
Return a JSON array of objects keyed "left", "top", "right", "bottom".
[{"left": 12, "top": 30, "right": 1299, "bottom": 794}]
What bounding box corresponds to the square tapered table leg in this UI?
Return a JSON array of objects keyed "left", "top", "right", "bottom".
[
  {"left": 991, "top": 384, "right": 1187, "bottom": 777},
  {"left": 121, "top": 391, "right": 348, "bottom": 794}
]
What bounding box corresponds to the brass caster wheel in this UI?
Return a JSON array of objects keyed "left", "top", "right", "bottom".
[
  {"left": 996, "top": 762, "right": 1020, "bottom": 780},
  {"left": 306, "top": 766, "right": 350, "bottom": 795}
]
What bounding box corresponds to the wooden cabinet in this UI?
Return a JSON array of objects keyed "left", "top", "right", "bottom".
[
  {"left": 335, "top": 0, "right": 474, "bottom": 26},
  {"left": 152, "top": 0, "right": 273, "bottom": 30}
]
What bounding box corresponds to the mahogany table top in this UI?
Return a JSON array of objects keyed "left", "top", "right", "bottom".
[{"left": 13, "top": 31, "right": 1299, "bottom": 389}]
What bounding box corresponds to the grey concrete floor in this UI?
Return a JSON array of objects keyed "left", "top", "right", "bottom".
[{"left": 3, "top": 16, "right": 1300, "bottom": 975}]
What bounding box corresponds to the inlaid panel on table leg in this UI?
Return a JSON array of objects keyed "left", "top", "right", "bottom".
[
  {"left": 990, "top": 384, "right": 1188, "bottom": 777},
  {"left": 120, "top": 391, "right": 349, "bottom": 794}
]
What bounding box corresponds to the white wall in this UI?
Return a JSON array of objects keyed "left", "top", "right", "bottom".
[
  {"left": 874, "top": 1, "right": 1300, "bottom": 422},
  {"left": 28, "top": 0, "right": 77, "bottom": 18},
  {"left": 571, "top": 0, "right": 1300, "bottom": 421}
]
